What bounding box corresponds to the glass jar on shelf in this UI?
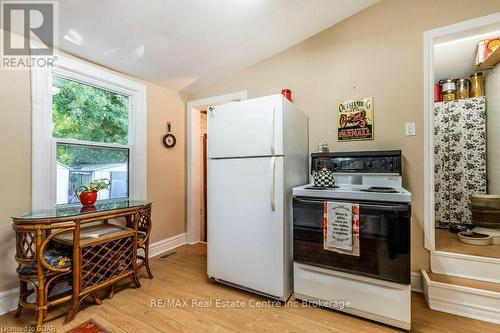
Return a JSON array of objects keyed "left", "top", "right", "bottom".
[
  {"left": 456, "top": 78, "right": 470, "bottom": 99},
  {"left": 442, "top": 79, "right": 456, "bottom": 101},
  {"left": 470, "top": 72, "right": 484, "bottom": 97}
]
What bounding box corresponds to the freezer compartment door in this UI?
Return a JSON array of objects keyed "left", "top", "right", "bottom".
[
  {"left": 208, "top": 157, "right": 286, "bottom": 297},
  {"left": 208, "top": 94, "right": 283, "bottom": 158}
]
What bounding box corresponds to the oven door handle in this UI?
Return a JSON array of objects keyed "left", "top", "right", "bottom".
[
  {"left": 294, "top": 198, "right": 409, "bottom": 212},
  {"left": 293, "top": 198, "right": 326, "bottom": 205},
  {"left": 360, "top": 203, "right": 410, "bottom": 212}
]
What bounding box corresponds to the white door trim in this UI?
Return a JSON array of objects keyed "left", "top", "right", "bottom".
[
  {"left": 423, "top": 12, "right": 500, "bottom": 251},
  {"left": 186, "top": 90, "right": 248, "bottom": 243}
]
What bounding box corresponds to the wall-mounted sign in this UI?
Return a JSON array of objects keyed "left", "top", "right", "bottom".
[{"left": 337, "top": 97, "right": 374, "bottom": 141}]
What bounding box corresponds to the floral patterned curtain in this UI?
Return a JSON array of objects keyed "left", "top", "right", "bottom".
[{"left": 434, "top": 96, "right": 487, "bottom": 226}]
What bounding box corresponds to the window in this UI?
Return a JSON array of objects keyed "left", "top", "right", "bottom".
[
  {"left": 52, "top": 76, "right": 130, "bottom": 204},
  {"left": 32, "top": 57, "right": 146, "bottom": 209}
]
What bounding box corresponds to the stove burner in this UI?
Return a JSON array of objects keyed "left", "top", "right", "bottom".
[
  {"left": 361, "top": 186, "right": 399, "bottom": 193},
  {"left": 305, "top": 186, "right": 340, "bottom": 190}
]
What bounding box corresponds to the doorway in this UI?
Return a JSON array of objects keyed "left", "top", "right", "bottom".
[
  {"left": 423, "top": 13, "right": 500, "bottom": 255},
  {"left": 186, "top": 90, "right": 248, "bottom": 244}
]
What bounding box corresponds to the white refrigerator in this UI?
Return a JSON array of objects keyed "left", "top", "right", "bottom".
[{"left": 207, "top": 94, "right": 308, "bottom": 300}]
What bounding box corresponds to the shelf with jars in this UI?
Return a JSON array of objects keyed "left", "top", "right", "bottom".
[{"left": 434, "top": 73, "right": 484, "bottom": 103}]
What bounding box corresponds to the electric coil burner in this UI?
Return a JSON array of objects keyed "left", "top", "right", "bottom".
[
  {"left": 292, "top": 150, "right": 412, "bottom": 330},
  {"left": 361, "top": 186, "right": 399, "bottom": 193},
  {"left": 304, "top": 186, "right": 340, "bottom": 190}
]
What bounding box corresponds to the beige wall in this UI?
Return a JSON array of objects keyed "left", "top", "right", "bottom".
[
  {"left": 0, "top": 33, "right": 32, "bottom": 292},
  {"left": 146, "top": 83, "right": 186, "bottom": 241},
  {"left": 189, "top": 0, "right": 500, "bottom": 272},
  {"left": 0, "top": 39, "right": 186, "bottom": 291}
]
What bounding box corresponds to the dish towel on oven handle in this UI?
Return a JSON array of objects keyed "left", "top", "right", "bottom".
[{"left": 323, "top": 201, "right": 360, "bottom": 256}]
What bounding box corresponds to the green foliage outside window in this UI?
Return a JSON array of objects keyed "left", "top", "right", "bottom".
[{"left": 52, "top": 76, "right": 129, "bottom": 166}]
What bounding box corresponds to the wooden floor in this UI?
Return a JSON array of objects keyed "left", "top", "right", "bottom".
[
  {"left": 435, "top": 228, "right": 500, "bottom": 259},
  {"left": 1, "top": 243, "right": 499, "bottom": 333}
]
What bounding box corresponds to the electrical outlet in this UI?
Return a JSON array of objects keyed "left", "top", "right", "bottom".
[{"left": 405, "top": 122, "right": 416, "bottom": 136}]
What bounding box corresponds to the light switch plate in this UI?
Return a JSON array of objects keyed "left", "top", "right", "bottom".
[{"left": 405, "top": 122, "right": 416, "bottom": 136}]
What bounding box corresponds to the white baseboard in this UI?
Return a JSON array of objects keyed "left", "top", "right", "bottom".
[
  {"left": 411, "top": 271, "right": 423, "bottom": 293},
  {"left": 422, "top": 270, "right": 500, "bottom": 324},
  {"left": 0, "top": 287, "right": 19, "bottom": 316},
  {"left": 431, "top": 251, "right": 500, "bottom": 284},
  {"left": 0, "top": 232, "right": 188, "bottom": 316},
  {"left": 148, "top": 233, "right": 187, "bottom": 258}
]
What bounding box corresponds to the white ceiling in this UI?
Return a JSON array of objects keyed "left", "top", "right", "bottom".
[
  {"left": 434, "top": 22, "right": 500, "bottom": 82},
  {"left": 53, "top": 0, "right": 379, "bottom": 95}
]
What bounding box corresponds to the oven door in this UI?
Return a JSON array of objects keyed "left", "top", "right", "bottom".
[{"left": 293, "top": 196, "right": 411, "bottom": 284}]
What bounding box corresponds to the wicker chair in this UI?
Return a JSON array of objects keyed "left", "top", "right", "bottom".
[
  {"left": 127, "top": 204, "right": 153, "bottom": 279},
  {"left": 13, "top": 223, "right": 75, "bottom": 328}
]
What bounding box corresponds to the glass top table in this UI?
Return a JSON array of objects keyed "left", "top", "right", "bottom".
[{"left": 12, "top": 199, "right": 151, "bottom": 222}]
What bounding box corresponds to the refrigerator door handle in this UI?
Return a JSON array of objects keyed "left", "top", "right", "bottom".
[
  {"left": 270, "top": 105, "right": 275, "bottom": 155},
  {"left": 270, "top": 157, "right": 276, "bottom": 211}
]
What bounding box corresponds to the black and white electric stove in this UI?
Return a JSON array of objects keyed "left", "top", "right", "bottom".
[
  {"left": 293, "top": 150, "right": 411, "bottom": 203},
  {"left": 292, "top": 150, "right": 412, "bottom": 330}
]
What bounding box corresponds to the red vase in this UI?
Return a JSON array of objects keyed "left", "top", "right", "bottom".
[{"left": 79, "top": 191, "right": 98, "bottom": 206}]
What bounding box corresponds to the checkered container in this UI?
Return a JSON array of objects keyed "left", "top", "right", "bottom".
[{"left": 313, "top": 167, "right": 335, "bottom": 187}]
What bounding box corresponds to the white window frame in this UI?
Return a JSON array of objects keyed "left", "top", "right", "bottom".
[{"left": 31, "top": 56, "right": 147, "bottom": 209}]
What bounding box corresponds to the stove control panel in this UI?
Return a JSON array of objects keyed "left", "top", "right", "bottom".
[{"left": 311, "top": 150, "right": 402, "bottom": 175}]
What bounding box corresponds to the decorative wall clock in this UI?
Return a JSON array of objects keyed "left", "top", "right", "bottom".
[{"left": 162, "top": 122, "right": 177, "bottom": 148}]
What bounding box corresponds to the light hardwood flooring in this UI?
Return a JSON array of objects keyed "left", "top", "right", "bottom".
[
  {"left": 1, "top": 243, "right": 499, "bottom": 332},
  {"left": 435, "top": 228, "right": 500, "bottom": 259}
]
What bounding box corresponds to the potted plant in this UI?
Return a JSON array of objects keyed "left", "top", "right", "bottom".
[{"left": 74, "top": 178, "right": 110, "bottom": 206}]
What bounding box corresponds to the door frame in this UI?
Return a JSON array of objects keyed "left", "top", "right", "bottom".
[
  {"left": 186, "top": 90, "right": 248, "bottom": 243},
  {"left": 423, "top": 12, "right": 500, "bottom": 251}
]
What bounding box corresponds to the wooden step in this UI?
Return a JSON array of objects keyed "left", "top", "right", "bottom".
[
  {"left": 422, "top": 270, "right": 500, "bottom": 324},
  {"left": 426, "top": 271, "right": 500, "bottom": 293},
  {"left": 435, "top": 228, "right": 500, "bottom": 259}
]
